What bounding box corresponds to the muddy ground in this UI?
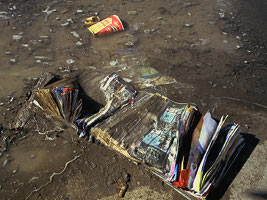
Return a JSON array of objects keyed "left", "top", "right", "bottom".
[{"left": 0, "top": 0, "right": 267, "bottom": 199}]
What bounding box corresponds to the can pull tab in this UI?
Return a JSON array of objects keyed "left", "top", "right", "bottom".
[{"left": 84, "top": 16, "right": 100, "bottom": 26}]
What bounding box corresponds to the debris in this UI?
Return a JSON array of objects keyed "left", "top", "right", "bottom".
[
  {"left": 84, "top": 16, "right": 100, "bottom": 26},
  {"left": 127, "top": 11, "right": 137, "bottom": 15},
  {"left": 76, "top": 41, "right": 83, "bottom": 46},
  {"left": 117, "top": 178, "right": 128, "bottom": 198},
  {"left": 110, "top": 60, "right": 119, "bottom": 66},
  {"left": 34, "top": 56, "right": 52, "bottom": 61},
  {"left": 16, "top": 72, "right": 247, "bottom": 200},
  {"left": 71, "top": 31, "right": 80, "bottom": 38},
  {"left": 61, "top": 22, "right": 69, "bottom": 27},
  {"left": 87, "top": 15, "right": 124, "bottom": 35},
  {"left": 67, "top": 18, "right": 73, "bottom": 23},
  {"left": 184, "top": 24, "right": 194, "bottom": 27},
  {"left": 219, "top": 12, "right": 225, "bottom": 18},
  {"left": 144, "top": 29, "right": 150, "bottom": 34},
  {"left": 76, "top": 10, "right": 83, "bottom": 14},
  {"left": 42, "top": 7, "right": 57, "bottom": 22},
  {"left": 3, "top": 159, "right": 9, "bottom": 168},
  {"left": 13, "top": 35, "right": 22, "bottom": 41},
  {"left": 9, "top": 58, "right": 16, "bottom": 64},
  {"left": 66, "top": 59, "right": 75, "bottom": 64},
  {"left": 51, "top": 86, "right": 82, "bottom": 123}
]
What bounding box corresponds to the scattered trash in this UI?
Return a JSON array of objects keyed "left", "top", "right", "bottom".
[
  {"left": 51, "top": 86, "right": 82, "bottom": 123},
  {"left": 3, "top": 159, "right": 9, "bottom": 168},
  {"left": 117, "top": 178, "right": 128, "bottom": 198},
  {"left": 61, "top": 22, "right": 69, "bottom": 27},
  {"left": 127, "top": 10, "right": 137, "bottom": 15},
  {"left": 84, "top": 16, "right": 100, "bottom": 26},
  {"left": 110, "top": 60, "right": 119, "bottom": 66},
  {"left": 71, "top": 31, "right": 80, "bottom": 38},
  {"left": 42, "top": 7, "right": 57, "bottom": 22},
  {"left": 34, "top": 56, "right": 52, "bottom": 61},
  {"left": 9, "top": 58, "right": 16, "bottom": 64},
  {"left": 184, "top": 24, "right": 194, "bottom": 27},
  {"left": 66, "top": 59, "right": 75, "bottom": 64},
  {"left": 86, "top": 15, "right": 124, "bottom": 35},
  {"left": 13, "top": 35, "right": 22, "bottom": 41},
  {"left": 140, "top": 67, "right": 161, "bottom": 79},
  {"left": 16, "top": 71, "right": 245, "bottom": 200},
  {"left": 76, "top": 41, "right": 83, "bottom": 46},
  {"left": 67, "top": 18, "right": 73, "bottom": 23},
  {"left": 76, "top": 10, "right": 83, "bottom": 14},
  {"left": 218, "top": 12, "right": 225, "bottom": 18}
]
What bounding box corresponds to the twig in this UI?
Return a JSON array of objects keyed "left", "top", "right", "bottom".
[{"left": 25, "top": 154, "right": 81, "bottom": 200}]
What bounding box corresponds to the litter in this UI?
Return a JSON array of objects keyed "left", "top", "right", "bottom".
[
  {"left": 86, "top": 15, "right": 124, "bottom": 35},
  {"left": 84, "top": 16, "right": 100, "bottom": 26},
  {"left": 13, "top": 35, "right": 22, "bottom": 41},
  {"left": 15, "top": 71, "right": 245, "bottom": 200},
  {"left": 71, "top": 31, "right": 80, "bottom": 38}
]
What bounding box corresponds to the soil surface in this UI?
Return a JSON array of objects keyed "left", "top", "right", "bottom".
[{"left": 0, "top": 0, "right": 266, "bottom": 200}]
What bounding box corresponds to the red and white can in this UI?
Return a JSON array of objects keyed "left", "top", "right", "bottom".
[{"left": 88, "top": 15, "right": 124, "bottom": 35}]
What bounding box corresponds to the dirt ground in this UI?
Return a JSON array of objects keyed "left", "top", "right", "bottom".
[{"left": 0, "top": 0, "right": 266, "bottom": 199}]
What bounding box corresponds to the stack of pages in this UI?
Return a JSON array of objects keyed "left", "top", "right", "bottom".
[{"left": 22, "top": 72, "right": 244, "bottom": 200}]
